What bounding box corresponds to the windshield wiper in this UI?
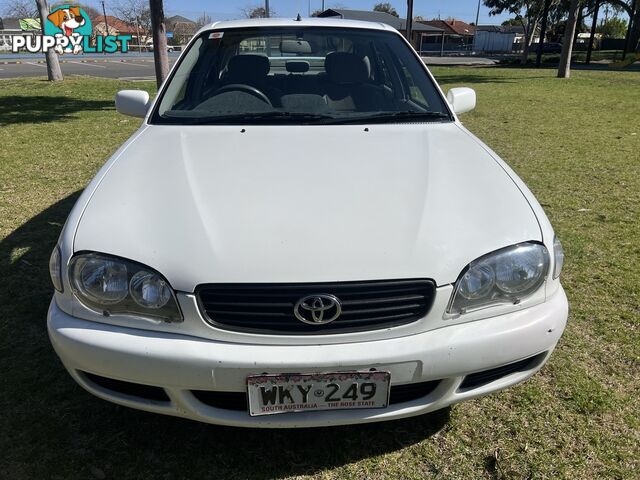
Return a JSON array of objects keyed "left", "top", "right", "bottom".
[
  {"left": 162, "top": 111, "right": 337, "bottom": 125},
  {"left": 320, "top": 111, "right": 451, "bottom": 125}
]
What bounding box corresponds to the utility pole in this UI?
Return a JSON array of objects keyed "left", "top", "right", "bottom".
[
  {"left": 101, "top": 1, "right": 109, "bottom": 55},
  {"left": 406, "top": 0, "right": 414, "bottom": 42},
  {"left": 475, "top": 0, "right": 481, "bottom": 26},
  {"left": 586, "top": 0, "right": 600, "bottom": 64},
  {"left": 265, "top": 0, "right": 271, "bottom": 55},
  {"left": 536, "top": 0, "right": 552, "bottom": 68},
  {"left": 135, "top": 15, "right": 142, "bottom": 52},
  {"left": 101, "top": 1, "right": 110, "bottom": 35}
]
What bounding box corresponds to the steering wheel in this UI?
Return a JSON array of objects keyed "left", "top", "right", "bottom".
[{"left": 213, "top": 84, "right": 272, "bottom": 106}]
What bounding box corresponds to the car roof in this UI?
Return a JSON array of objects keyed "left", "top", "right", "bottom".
[{"left": 197, "top": 17, "right": 396, "bottom": 35}]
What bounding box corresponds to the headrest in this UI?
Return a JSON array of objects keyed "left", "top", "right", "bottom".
[
  {"left": 325, "top": 52, "right": 370, "bottom": 84},
  {"left": 286, "top": 60, "right": 310, "bottom": 73},
  {"left": 226, "top": 54, "right": 270, "bottom": 79}
]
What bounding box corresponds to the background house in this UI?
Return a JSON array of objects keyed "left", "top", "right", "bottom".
[
  {"left": 473, "top": 25, "right": 525, "bottom": 53},
  {"left": 165, "top": 15, "right": 197, "bottom": 45},
  {"left": 93, "top": 15, "right": 138, "bottom": 38},
  {"left": 418, "top": 19, "right": 475, "bottom": 53},
  {"left": 0, "top": 17, "right": 40, "bottom": 52},
  {"left": 317, "top": 9, "right": 443, "bottom": 50}
]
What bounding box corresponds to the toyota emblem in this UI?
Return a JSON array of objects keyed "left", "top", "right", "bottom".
[{"left": 294, "top": 294, "right": 342, "bottom": 325}]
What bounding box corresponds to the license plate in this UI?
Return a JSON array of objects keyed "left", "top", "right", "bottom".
[{"left": 247, "top": 371, "right": 391, "bottom": 416}]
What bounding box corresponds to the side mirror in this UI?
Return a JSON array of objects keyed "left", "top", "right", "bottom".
[
  {"left": 115, "top": 90, "right": 150, "bottom": 118},
  {"left": 447, "top": 87, "right": 476, "bottom": 114}
]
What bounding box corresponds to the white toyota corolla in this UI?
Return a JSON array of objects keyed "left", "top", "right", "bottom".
[{"left": 48, "top": 18, "right": 568, "bottom": 428}]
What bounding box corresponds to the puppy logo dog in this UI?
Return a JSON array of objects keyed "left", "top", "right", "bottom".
[{"left": 47, "top": 6, "right": 86, "bottom": 54}]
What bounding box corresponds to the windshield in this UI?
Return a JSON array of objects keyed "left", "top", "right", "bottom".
[{"left": 152, "top": 26, "right": 451, "bottom": 125}]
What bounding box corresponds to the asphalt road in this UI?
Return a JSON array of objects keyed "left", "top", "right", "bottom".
[
  {"left": 0, "top": 56, "right": 497, "bottom": 79},
  {"left": 421, "top": 56, "right": 498, "bottom": 66},
  {"left": 0, "top": 57, "right": 174, "bottom": 80},
  {"left": 2, "top": 55, "right": 635, "bottom": 79}
]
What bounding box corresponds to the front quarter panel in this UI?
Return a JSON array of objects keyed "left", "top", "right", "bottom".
[{"left": 54, "top": 124, "right": 151, "bottom": 315}]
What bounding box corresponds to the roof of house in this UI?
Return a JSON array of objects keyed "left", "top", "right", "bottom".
[
  {"left": 318, "top": 9, "right": 443, "bottom": 33},
  {"left": 476, "top": 25, "right": 525, "bottom": 34},
  {"left": 93, "top": 15, "right": 138, "bottom": 34},
  {"left": 166, "top": 15, "right": 197, "bottom": 35},
  {"left": 0, "top": 17, "right": 22, "bottom": 31},
  {"left": 419, "top": 19, "right": 475, "bottom": 36},
  {"left": 166, "top": 15, "right": 196, "bottom": 26}
]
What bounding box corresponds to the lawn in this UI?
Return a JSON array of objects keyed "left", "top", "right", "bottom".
[{"left": 1, "top": 68, "right": 638, "bottom": 479}]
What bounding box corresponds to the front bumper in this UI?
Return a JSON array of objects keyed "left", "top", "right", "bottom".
[{"left": 48, "top": 287, "right": 568, "bottom": 428}]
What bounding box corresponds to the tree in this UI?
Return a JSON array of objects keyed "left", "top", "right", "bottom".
[
  {"left": 1, "top": 0, "right": 38, "bottom": 17},
  {"left": 34, "top": 0, "right": 63, "bottom": 81},
  {"left": 149, "top": 0, "right": 169, "bottom": 87},
  {"left": 485, "top": 1, "right": 543, "bottom": 64},
  {"left": 241, "top": 5, "right": 275, "bottom": 18},
  {"left": 311, "top": 9, "right": 323, "bottom": 17},
  {"left": 484, "top": 0, "right": 553, "bottom": 64},
  {"left": 501, "top": 17, "right": 524, "bottom": 25},
  {"left": 195, "top": 12, "right": 212, "bottom": 27},
  {"left": 597, "top": 15, "right": 628, "bottom": 37},
  {"left": 558, "top": 0, "right": 581, "bottom": 77},
  {"left": 625, "top": 1, "right": 640, "bottom": 52},
  {"left": 114, "top": 0, "right": 152, "bottom": 33},
  {"left": 373, "top": 2, "right": 399, "bottom": 17},
  {"left": 77, "top": 4, "right": 101, "bottom": 22},
  {"left": 603, "top": 0, "right": 639, "bottom": 53}
]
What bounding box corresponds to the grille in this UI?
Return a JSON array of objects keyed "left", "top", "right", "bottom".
[
  {"left": 192, "top": 380, "right": 441, "bottom": 411},
  {"left": 196, "top": 279, "right": 436, "bottom": 334}
]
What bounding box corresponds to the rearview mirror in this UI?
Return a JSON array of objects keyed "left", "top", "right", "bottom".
[
  {"left": 115, "top": 90, "right": 150, "bottom": 118},
  {"left": 447, "top": 87, "right": 476, "bottom": 114}
]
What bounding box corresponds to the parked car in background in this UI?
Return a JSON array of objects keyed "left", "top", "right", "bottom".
[
  {"left": 48, "top": 17, "right": 568, "bottom": 428},
  {"left": 145, "top": 39, "right": 174, "bottom": 52},
  {"left": 531, "top": 42, "right": 563, "bottom": 54}
]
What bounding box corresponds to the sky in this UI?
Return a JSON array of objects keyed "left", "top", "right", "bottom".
[{"left": 86, "top": 0, "right": 512, "bottom": 25}]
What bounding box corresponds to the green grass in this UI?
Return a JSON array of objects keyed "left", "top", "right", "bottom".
[{"left": 1, "top": 69, "right": 639, "bottom": 479}]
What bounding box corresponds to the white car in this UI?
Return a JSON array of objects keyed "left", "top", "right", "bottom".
[
  {"left": 48, "top": 18, "right": 568, "bottom": 428},
  {"left": 145, "top": 40, "right": 174, "bottom": 52}
]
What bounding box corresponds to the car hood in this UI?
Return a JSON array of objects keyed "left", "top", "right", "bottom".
[{"left": 74, "top": 123, "right": 540, "bottom": 292}]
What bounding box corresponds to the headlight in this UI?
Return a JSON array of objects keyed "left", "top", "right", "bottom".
[
  {"left": 553, "top": 235, "right": 564, "bottom": 279},
  {"left": 69, "top": 252, "right": 182, "bottom": 322},
  {"left": 447, "top": 242, "right": 549, "bottom": 316},
  {"left": 49, "top": 246, "right": 63, "bottom": 292}
]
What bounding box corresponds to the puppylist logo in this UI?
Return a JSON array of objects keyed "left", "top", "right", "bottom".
[{"left": 12, "top": 5, "right": 131, "bottom": 54}]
